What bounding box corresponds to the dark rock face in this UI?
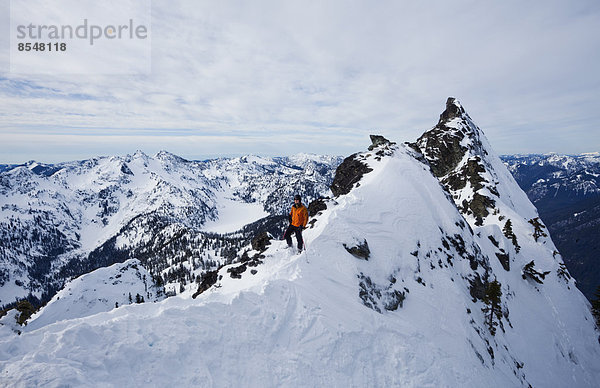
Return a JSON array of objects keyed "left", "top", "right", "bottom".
[
  {"left": 344, "top": 240, "right": 370, "bottom": 260},
  {"left": 16, "top": 300, "right": 37, "bottom": 325},
  {"left": 439, "top": 97, "right": 466, "bottom": 123},
  {"left": 120, "top": 163, "right": 134, "bottom": 176},
  {"left": 416, "top": 98, "right": 497, "bottom": 228},
  {"left": 308, "top": 198, "right": 328, "bottom": 217},
  {"left": 383, "top": 290, "right": 406, "bottom": 311},
  {"left": 330, "top": 154, "right": 373, "bottom": 197},
  {"left": 445, "top": 157, "right": 487, "bottom": 192},
  {"left": 495, "top": 253, "right": 510, "bottom": 271},
  {"left": 467, "top": 193, "right": 496, "bottom": 225},
  {"left": 227, "top": 264, "right": 247, "bottom": 279},
  {"left": 417, "top": 128, "right": 466, "bottom": 178},
  {"left": 251, "top": 232, "right": 271, "bottom": 252},
  {"left": 416, "top": 99, "right": 470, "bottom": 178},
  {"left": 469, "top": 275, "right": 487, "bottom": 301},
  {"left": 330, "top": 135, "right": 398, "bottom": 197},
  {"left": 416, "top": 97, "right": 486, "bottom": 179},
  {"left": 192, "top": 269, "right": 220, "bottom": 298},
  {"left": 368, "top": 135, "right": 395, "bottom": 151}
]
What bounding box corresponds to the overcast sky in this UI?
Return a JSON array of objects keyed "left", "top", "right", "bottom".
[{"left": 1, "top": 0, "right": 599, "bottom": 163}]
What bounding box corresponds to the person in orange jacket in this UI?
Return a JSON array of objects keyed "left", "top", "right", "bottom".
[{"left": 284, "top": 194, "right": 308, "bottom": 252}]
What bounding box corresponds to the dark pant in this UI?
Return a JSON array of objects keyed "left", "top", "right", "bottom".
[{"left": 284, "top": 225, "right": 304, "bottom": 250}]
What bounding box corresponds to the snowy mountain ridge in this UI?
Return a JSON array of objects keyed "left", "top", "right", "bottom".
[{"left": 1, "top": 99, "right": 599, "bottom": 386}]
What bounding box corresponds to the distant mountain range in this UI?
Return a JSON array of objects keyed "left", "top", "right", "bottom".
[
  {"left": 501, "top": 153, "right": 600, "bottom": 300},
  {"left": 0, "top": 152, "right": 342, "bottom": 309},
  {"left": 1, "top": 150, "right": 599, "bottom": 308}
]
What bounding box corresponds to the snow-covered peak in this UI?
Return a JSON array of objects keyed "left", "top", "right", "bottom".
[
  {"left": 153, "top": 150, "right": 189, "bottom": 164},
  {"left": 417, "top": 97, "right": 486, "bottom": 176},
  {"left": 286, "top": 152, "right": 341, "bottom": 165},
  {"left": 189, "top": 135, "right": 600, "bottom": 386},
  {"left": 132, "top": 149, "right": 148, "bottom": 158},
  {"left": 581, "top": 151, "right": 600, "bottom": 160},
  {"left": 501, "top": 153, "right": 600, "bottom": 205}
]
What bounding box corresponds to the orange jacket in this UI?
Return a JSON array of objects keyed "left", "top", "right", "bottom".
[{"left": 290, "top": 204, "right": 308, "bottom": 228}]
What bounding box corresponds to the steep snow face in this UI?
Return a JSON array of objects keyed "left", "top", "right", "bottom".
[
  {"left": 415, "top": 98, "right": 564, "bottom": 282},
  {"left": 414, "top": 98, "right": 600, "bottom": 386},
  {"left": 1, "top": 139, "right": 598, "bottom": 387},
  {"left": 501, "top": 152, "right": 600, "bottom": 300}
]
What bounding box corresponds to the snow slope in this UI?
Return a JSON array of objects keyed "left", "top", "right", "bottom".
[
  {"left": 25, "top": 259, "right": 161, "bottom": 331},
  {"left": 1, "top": 131, "right": 599, "bottom": 387},
  {"left": 201, "top": 186, "right": 269, "bottom": 234},
  {"left": 501, "top": 152, "right": 600, "bottom": 300}
]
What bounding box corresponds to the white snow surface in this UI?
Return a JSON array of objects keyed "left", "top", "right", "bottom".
[
  {"left": 201, "top": 189, "right": 269, "bottom": 234},
  {"left": 1, "top": 144, "right": 599, "bottom": 387},
  {"left": 25, "top": 259, "right": 161, "bottom": 331}
]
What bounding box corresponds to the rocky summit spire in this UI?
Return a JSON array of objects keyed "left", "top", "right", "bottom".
[
  {"left": 438, "top": 97, "right": 467, "bottom": 124},
  {"left": 415, "top": 97, "right": 485, "bottom": 180},
  {"left": 415, "top": 98, "right": 527, "bottom": 228}
]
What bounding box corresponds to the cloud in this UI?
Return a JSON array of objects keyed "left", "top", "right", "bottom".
[{"left": 1, "top": 0, "right": 599, "bottom": 162}]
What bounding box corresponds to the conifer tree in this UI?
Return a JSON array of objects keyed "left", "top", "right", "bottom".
[
  {"left": 522, "top": 260, "right": 550, "bottom": 284},
  {"left": 502, "top": 219, "right": 520, "bottom": 253},
  {"left": 15, "top": 300, "right": 36, "bottom": 325},
  {"left": 482, "top": 280, "right": 502, "bottom": 335},
  {"left": 557, "top": 262, "right": 572, "bottom": 282},
  {"left": 528, "top": 217, "right": 548, "bottom": 242}
]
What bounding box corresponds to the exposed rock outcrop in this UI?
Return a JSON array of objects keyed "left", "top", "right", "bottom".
[
  {"left": 344, "top": 240, "right": 370, "bottom": 260},
  {"left": 308, "top": 198, "right": 328, "bottom": 217},
  {"left": 416, "top": 98, "right": 496, "bottom": 225},
  {"left": 251, "top": 232, "right": 271, "bottom": 253},
  {"left": 192, "top": 269, "right": 221, "bottom": 299},
  {"left": 330, "top": 135, "right": 397, "bottom": 197},
  {"left": 330, "top": 154, "right": 373, "bottom": 197},
  {"left": 368, "top": 135, "right": 395, "bottom": 151}
]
